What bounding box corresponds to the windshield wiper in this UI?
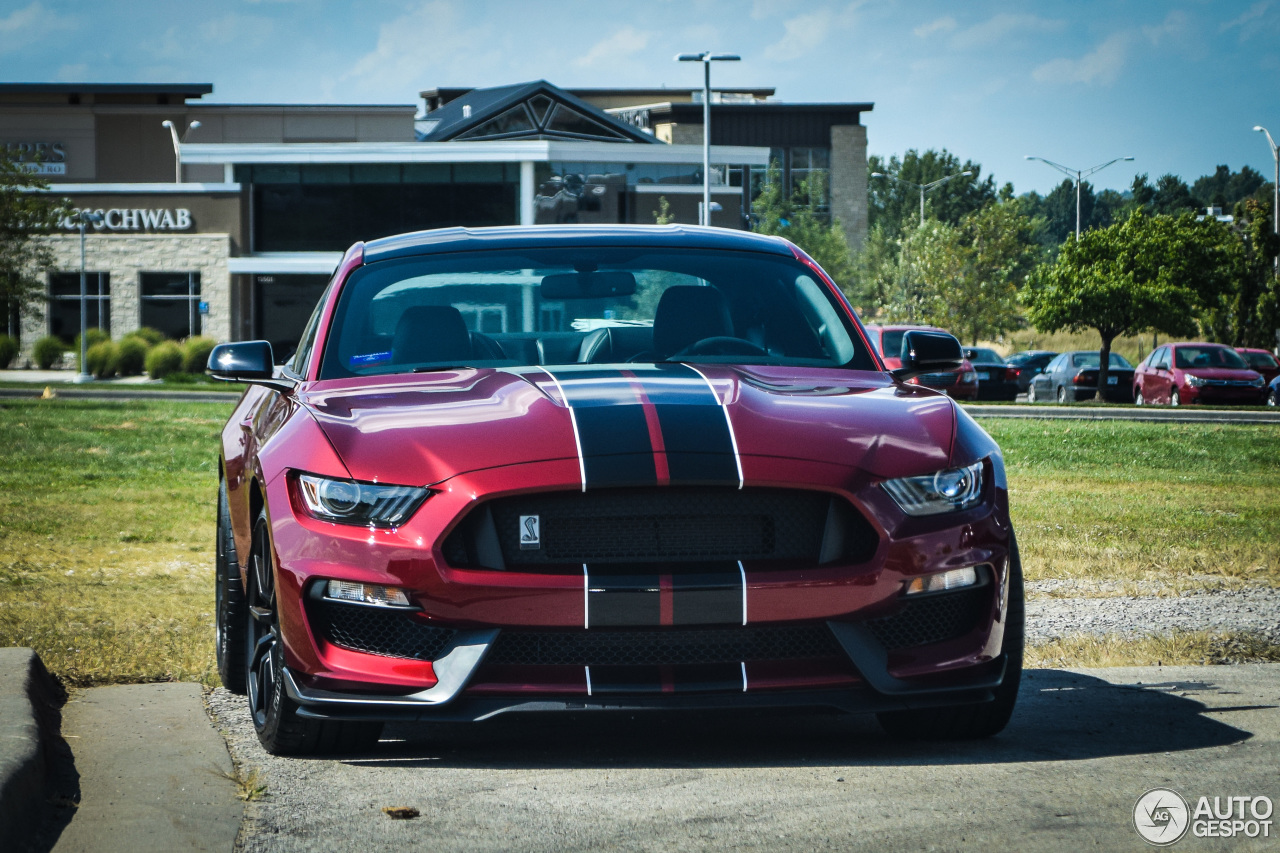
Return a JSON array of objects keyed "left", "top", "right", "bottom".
[{"left": 411, "top": 365, "right": 475, "bottom": 373}]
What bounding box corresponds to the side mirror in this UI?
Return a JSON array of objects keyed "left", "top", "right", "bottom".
[
  {"left": 207, "top": 341, "right": 295, "bottom": 392},
  {"left": 892, "top": 330, "right": 963, "bottom": 382}
]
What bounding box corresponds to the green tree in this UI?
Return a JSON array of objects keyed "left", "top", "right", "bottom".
[
  {"left": 1191, "top": 165, "right": 1268, "bottom": 210},
  {"left": 1200, "top": 197, "right": 1280, "bottom": 347},
  {"left": 867, "top": 148, "right": 996, "bottom": 239},
  {"left": 751, "top": 165, "right": 855, "bottom": 288},
  {"left": 0, "top": 150, "right": 70, "bottom": 338},
  {"left": 1151, "top": 174, "right": 1199, "bottom": 216},
  {"left": 1024, "top": 210, "right": 1232, "bottom": 395}
]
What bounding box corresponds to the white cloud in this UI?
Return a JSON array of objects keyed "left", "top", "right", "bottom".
[
  {"left": 199, "top": 13, "right": 275, "bottom": 46},
  {"left": 0, "top": 1, "right": 44, "bottom": 33},
  {"left": 343, "top": 1, "right": 496, "bottom": 93},
  {"left": 750, "top": 0, "right": 799, "bottom": 20},
  {"left": 575, "top": 26, "right": 652, "bottom": 68},
  {"left": 1221, "top": 1, "right": 1270, "bottom": 32},
  {"left": 914, "top": 16, "right": 956, "bottom": 38},
  {"left": 1143, "top": 10, "right": 1190, "bottom": 45},
  {"left": 950, "top": 13, "right": 1064, "bottom": 50},
  {"left": 764, "top": 8, "right": 836, "bottom": 62},
  {"left": 1032, "top": 33, "right": 1129, "bottom": 86},
  {"left": 0, "top": 1, "right": 74, "bottom": 51}
]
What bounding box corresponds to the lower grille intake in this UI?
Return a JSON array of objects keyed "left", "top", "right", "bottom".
[
  {"left": 316, "top": 601, "right": 457, "bottom": 661},
  {"left": 865, "top": 587, "right": 988, "bottom": 650},
  {"left": 485, "top": 624, "right": 843, "bottom": 667}
]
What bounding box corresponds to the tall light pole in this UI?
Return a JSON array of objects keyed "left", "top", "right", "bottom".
[
  {"left": 677, "top": 51, "right": 740, "bottom": 226},
  {"left": 869, "top": 170, "right": 972, "bottom": 226},
  {"left": 1025, "top": 155, "right": 1135, "bottom": 240},
  {"left": 76, "top": 210, "right": 104, "bottom": 383},
  {"left": 162, "top": 119, "right": 202, "bottom": 183},
  {"left": 1253, "top": 126, "right": 1279, "bottom": 241}
]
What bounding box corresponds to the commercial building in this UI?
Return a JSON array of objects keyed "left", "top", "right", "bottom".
[{"left": 2, "top": 81, "right": 871, "bottom": 359}]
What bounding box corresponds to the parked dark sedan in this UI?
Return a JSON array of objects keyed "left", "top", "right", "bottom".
[
  {"left": 1029, "top": 351, "right": 1135, "bottom": 403},
  {"left": 964, "top": 347, "right": 1018, "bottom": 401},
  {"left": 1005, "top": 350, "right": 1057, "bottom": 395}
]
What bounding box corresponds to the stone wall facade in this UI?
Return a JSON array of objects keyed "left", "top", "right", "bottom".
[
  {"left": 20, "top": 233, "right": 232, "bottom": 356},
  {"left": 830, "top": 124, "right": 868, "bottom": 251}
]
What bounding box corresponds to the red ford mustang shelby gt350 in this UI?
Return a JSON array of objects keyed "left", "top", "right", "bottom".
[{"left": 210, "top": 225, "right": 1023, "bottom": 755}]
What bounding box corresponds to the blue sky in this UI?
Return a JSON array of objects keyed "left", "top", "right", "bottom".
[{"left": 3, "top": 0, "right": 1279, "bottom": 196}]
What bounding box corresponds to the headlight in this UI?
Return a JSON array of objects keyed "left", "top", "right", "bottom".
[
  {"left": 1186, "top": 374, "right": 1208, "bottom": 388},
  {"left": 1250, "top": 376, "right": 1265, "bottom": 387},
  {"left": 881, "top": 461, "right": 984, "bottom": 516},
  {"left": 296, "top": 473, "right": 429, "bottom": 527}
]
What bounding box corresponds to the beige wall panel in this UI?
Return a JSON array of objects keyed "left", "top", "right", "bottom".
[
  {"left": 355, "top": 114, "right": 415, "bottom": 141},
  {"left": 283, "top": 113, "right": 357, "bottom": 142},
  {"left": 0, "top": 111, "right": 97, "bottom": 181},
  {"left": 94, "top": 113, "right": 187, "bottom": 182},
  {"left": 220, "top": 113, "right": 286, "bottom": 142}
]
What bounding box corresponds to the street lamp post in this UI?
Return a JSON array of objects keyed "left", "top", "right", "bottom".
[
  {"left": 1253, "top": 126, "right": 1279, "bottom": 240},
  {"left": 677, "top": 51, "right": 740, "bottom": 226},
  {"left": 1024, "top": 155, "right": 1135, "bottom": 240},
  {"left": 75, "top": 210, "right": 104, "bottom": 383},
  {"left": 161, "top": 119, "right": 202, "bottom": 184},
  {"left": 869, "top": 170, "right": 972, "bottom": 226}
]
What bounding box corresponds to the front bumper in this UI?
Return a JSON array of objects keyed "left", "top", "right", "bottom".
[{"left": 260, "top": 456, "right": 1013, "bottom": 717}]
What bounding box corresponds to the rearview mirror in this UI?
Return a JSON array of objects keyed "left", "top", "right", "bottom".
[
  {"left": 207, "top": 341, "right": 295, "bottom": 392},
  {"left": 892, "top": 330, "right": 963, "bottom": 382},
  {"left": 541, "top": 271, "right": 637, "bottom": 299}
]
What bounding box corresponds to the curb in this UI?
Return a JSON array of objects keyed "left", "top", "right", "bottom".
[{"left": 0, "top": 648, "right": 64, "bottom": 850}]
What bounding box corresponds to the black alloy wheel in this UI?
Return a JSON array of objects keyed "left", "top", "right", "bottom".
[
  {"left": 877, "top": 532, "right": 1025, "bottom": 740},
  {"left": 245, "top": 508, "right": 382, "bottom": 756},
  {"left": 215, "top": 480, "right": 247, "bottom": 694}
]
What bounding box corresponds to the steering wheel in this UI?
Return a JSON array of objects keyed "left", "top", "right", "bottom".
[{"left": 671, "top": 336, "right": 770, "bottom": 358}]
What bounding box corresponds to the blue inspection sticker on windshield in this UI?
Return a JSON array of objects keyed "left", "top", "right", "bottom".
[{"left": 349, "top": 351, "right": 392, "bottom": 368}]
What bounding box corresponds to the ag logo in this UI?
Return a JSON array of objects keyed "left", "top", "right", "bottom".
[
  {"left": 519, "top": 515, "right": 541, "bottom": 550},
  {"left": 1134, "top": 788, "right": 1190, "bottom": 846}
]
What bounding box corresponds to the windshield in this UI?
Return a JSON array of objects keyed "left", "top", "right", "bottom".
[
  {"left": 967, "top": 348, "right": 1004, "bottom": 363},
  {"left": 1174, "top": 346, "right": 1249, "bottom": 370},
  {"left": 1242, "top": 350, "right": 1278, "bottom": 369},
  {"left": 1072, "top": 352, "right": 1133, "bottom": 368},
  {"left": 318, "top": 247, "right": 877, "bottom": 380}
]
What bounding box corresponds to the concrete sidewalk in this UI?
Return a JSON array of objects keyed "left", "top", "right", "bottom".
[{"left": 0, "top": 649, "right": 242, "bottom": 852}]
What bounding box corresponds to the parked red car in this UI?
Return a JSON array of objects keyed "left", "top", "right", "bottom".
[
  {"left": 864, "top": 324, "right": 979, "bottom": 400},
  {"left": 1235, "top": 347, "right": 1280, "bottom": 385},
  {"left": 1134, "top": 342, "right": 1267, "bottom": 406},
  {"left": 209, "top": 226, "right": 1022, "bottom": 755}
]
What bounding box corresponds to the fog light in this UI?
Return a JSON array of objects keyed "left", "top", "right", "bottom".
[
  {"left": 326, "top": 580, "right": 412, "bottom": 608},
  {"left": 905, "top": 566, "right": 978, "bottom": 595}
]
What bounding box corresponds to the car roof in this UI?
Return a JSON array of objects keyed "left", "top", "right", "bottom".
[
  {"left": 1168, "top": 342, "right": 1231, "bottom": 349},
  {"left": 863, "top": 324, "right": 944, "bottom": 332},
  {"left": 362, "top": 224, "right": 799, "bottom": 264}
]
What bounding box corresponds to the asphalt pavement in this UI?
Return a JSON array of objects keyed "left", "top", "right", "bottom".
[{"left": 209, "top": 664, "right": 1280, "bottom": 852}]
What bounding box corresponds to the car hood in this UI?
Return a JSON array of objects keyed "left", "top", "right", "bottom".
[
  {"left": 302, "top": 365, "right": 957, "bottom": 487},
  {"left": 1180, "top": 367, "right": 1262, "bottom": 381}
]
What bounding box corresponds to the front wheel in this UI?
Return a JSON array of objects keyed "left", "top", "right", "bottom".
[
  {"left": 1056, "top": 385, "right": 1068, "bottom": 404},
  {"left": 1134, "top": 388, "right": 1145, "bottom": 406},
  {"left": 216, "top": 479, "right": 247, "bottom": 694},
  {"left": 1171, "top": 389, "right": 1181, "bottom": 407},
  {"left": 877, "top": 534, "right": 1025, "bottom": 740},
  {"left": 1026, "top": 383, "right": 1038, "bottom": 404},
  {"left": 245, "top": 509, "right": 382, "bottom": 755},
  {"left": 1269, "top": 387, "right": 1277, "bottom": 407}
]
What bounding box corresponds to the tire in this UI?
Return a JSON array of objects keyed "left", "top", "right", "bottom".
[
  {"left": 1134, "top": 388, "right": 1144, "bottom": 406},
  {"left": 1056, "top": 385, "right": 1068, "bottom": 404},
  {"left": 877, "top": 533, "right": 1025, "bottom": 740},
  {"left": 1026, "top": 383, "right": 1038, "bottom": 404},
  {"left": 245, "top": 509, "right": 383, "bottom": 756},
  {"left": 1269, "top": 388, "right": 1277, "bottom": 407},
  {"left": 1171, "top": 389, "right": 1181, "bottom": 407},
  {"left": 216, "top": 480, "right": 248, "bottom": 694}
]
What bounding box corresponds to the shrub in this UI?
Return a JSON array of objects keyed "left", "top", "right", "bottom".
[
  {"left": 113, "top": 335, "right": 149, "bottom": 376},
  {"left": 85, "top": 341, "right": 118, "bottom": 379},
  {"left": 73, "top": 328, "right": 111, "bottom": 371},
  {"left": 32, "top": 336, "right": 67, "bottom": 370},
  {"left": 131, "top": 327, "right": 167, "bottom": 346},
  {"left": 165, "top": 371, "right": 197, "bottom": 384},
  {"left": 181, "top": 336, "right": 218, "bottom": 374},
  {"left": 0, "top": 334, "right": 18, "bottom": 369},
  {"left": 145, "top": 340, "right": 184, "bottom": 379}
]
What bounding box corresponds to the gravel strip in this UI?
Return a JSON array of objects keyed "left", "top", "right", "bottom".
[{"left": 1026, "top": 585, "right": 1280, "bottom": 644}]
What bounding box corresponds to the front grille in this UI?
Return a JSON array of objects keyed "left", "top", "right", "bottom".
[
  {"left": 1205, "top": 379, "right": 1258, "bottom": 387},
  {"left": 918, "top": 373, "right": 958, "bottom": 387},
  {"left": 443, "top": 487, "right": 877, "bottom": 569},
  {"left": 315, "top": 601, "right": 457, "bottom": 661},
  {"left": 865, "top": 586, "right": 988, "bottom": 650},
  {"left": 485, "top": 624, "right": 844, "bottom": 667}
]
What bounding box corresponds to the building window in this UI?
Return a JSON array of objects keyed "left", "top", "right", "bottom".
[
  {"left": 48, "top": 272, "right": 110, "bottom": 343},
  {"left": 456, "top": 303, "right": 508, "bottom": 333},
  {"left": 140, "top": 272, "right": 201, "bottom": 339},
  {"left": 789, "top": 147, "right": 830, "bottom": 212}
]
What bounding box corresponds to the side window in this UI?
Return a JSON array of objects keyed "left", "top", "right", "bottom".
[
  {"left": 1045, "top": 355, "right": 1064, "bottom": 372},
  {"left": 287, "top": 297, "right": 326, "bottom": 378},
  {"left": 1153, "top": 347, "right": 1169, "bottom": 370}
]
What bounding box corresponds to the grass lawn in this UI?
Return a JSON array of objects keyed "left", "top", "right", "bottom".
[{"left": 0, "top": 399, "right": 1277, "bottom": 687}]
